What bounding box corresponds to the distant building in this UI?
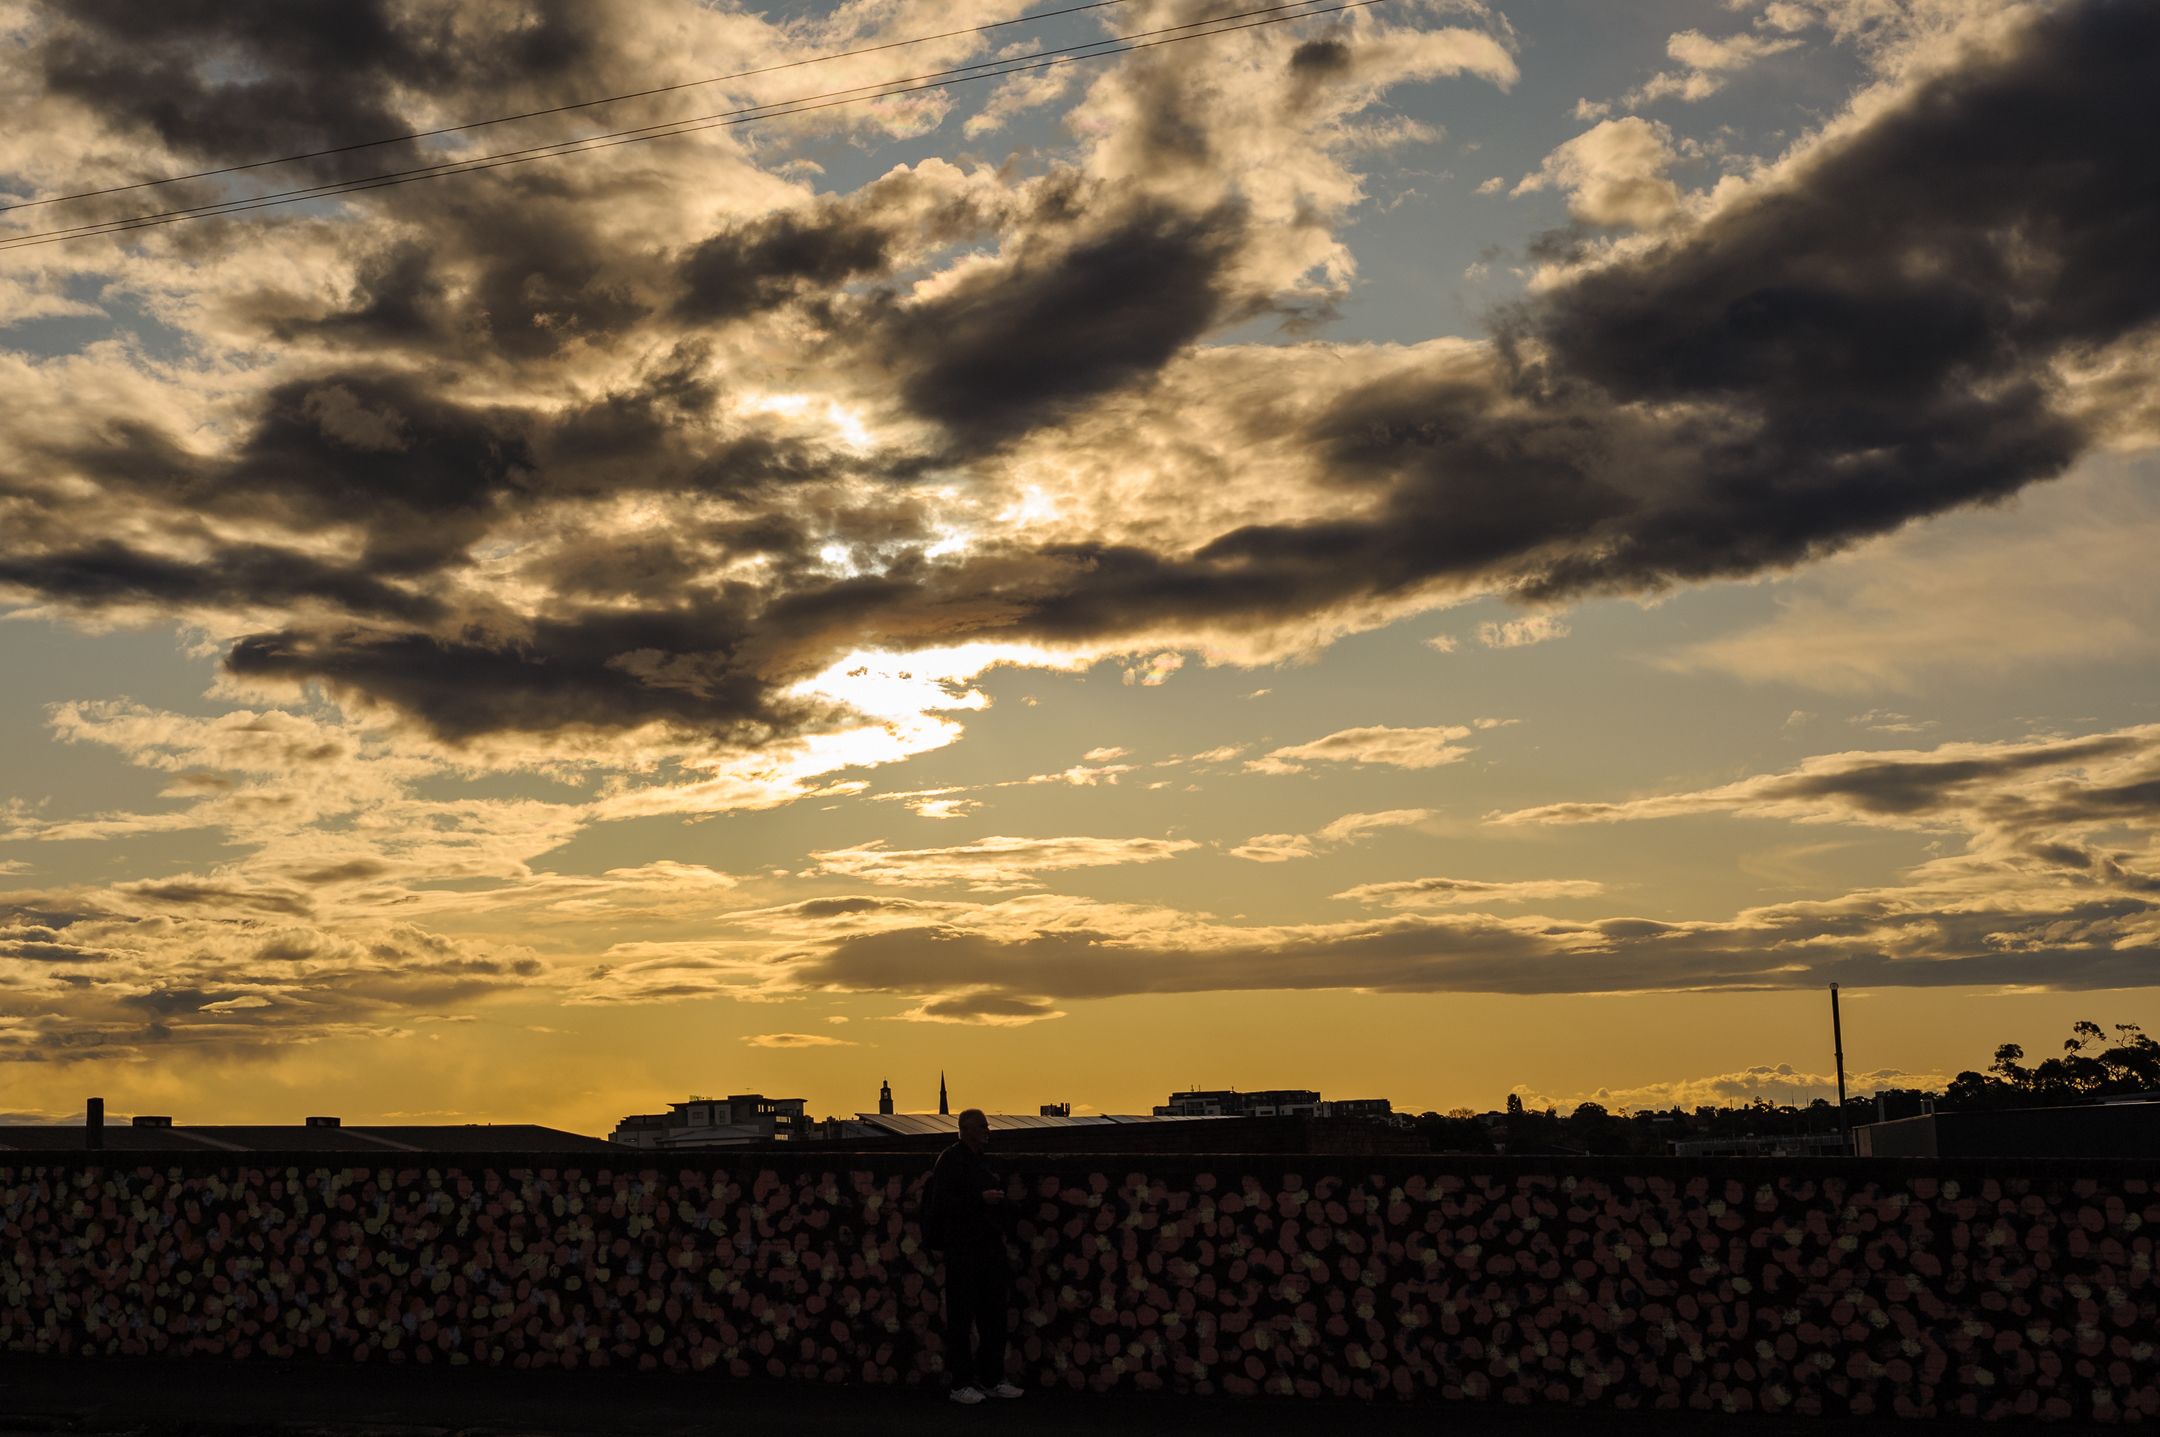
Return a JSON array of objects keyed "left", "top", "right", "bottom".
[
  {"left": 1154, "top": 1088, "right": 1322, "bottom": 1118},
  {"left": 1318, "top": 1098, "right": 1394, "bottom": 1120},
  {"left": 611, "top": 1094, "right": 814, "bottom": 1149},
  {"left": 825, "top": 1111, "right": 1236, "bottom": 1146},
  {"left": 1856, "top": 1100, "right": 2160, "bottom": 1158},
  {"left": 850, "top": 1112, "right": 1191, "bottom": 1134},
  {"left": 0, "top": 1121, "right": 612, "bottom": 1153},
  {"left": 1155, "top": 1089, "right": 1241, "bottom": 1117},
  {"left": 1670, "top": 1132, "right": 1849, "bottom": 1158},
  {"left": 1871, "top": 1089, "right": 1937, "bottom": 1123},
  {"left": 1039, "top": 1102, "right": 1071, "bottom": 1117},
  {"left": 1242, "top": 1090, "right": 1321, "bottom": 1117},
  {"left": 878, "top": 1079, "right": 894, "bottom": 1116}
]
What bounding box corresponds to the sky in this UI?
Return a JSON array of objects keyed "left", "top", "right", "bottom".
[{"left": 1, "top": 0, "right": 2156, "bottom": 1136}]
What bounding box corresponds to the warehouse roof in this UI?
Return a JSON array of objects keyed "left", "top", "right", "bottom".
[{"left": 0, "top": 1123, "right": 614, "bottom": 1153}]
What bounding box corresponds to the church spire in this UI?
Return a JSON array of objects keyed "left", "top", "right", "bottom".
[
  {"left": 939, "top": 1070, "right": 949, "bottom": 1116},
  {"left": 878, "top": 1077, "right": 893, "bottom": 1116}
]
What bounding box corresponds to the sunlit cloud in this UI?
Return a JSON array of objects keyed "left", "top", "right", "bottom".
[
  {"left": 1336, "top": 876, "right": 1607, "bottom": 907},
  {"left": 1621, "top": 28, "right": 1806, "bottom": 107},
  {"left": 810, "top": 834, "right": 1200, "bottom": 890},
  {"left": 1248, "top": 724, "right": 1478, "bottom": 775},
  {"left": 1122, "top": 652, "right": 1185, "bottom": 687},
  {"left": 1232, "top": 808, "right": 1432, "bottom": 863},
  {"left": 1478, "top": 614, "right": 1570, "bottom": 649}
]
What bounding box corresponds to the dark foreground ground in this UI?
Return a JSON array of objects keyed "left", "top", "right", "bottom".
[
  {"left": 0, "top": 1357, "right": 2116, "bottom": 1434},
  {"left": 0, "top": 1360, "right": 2104, "bottom": 1437}
]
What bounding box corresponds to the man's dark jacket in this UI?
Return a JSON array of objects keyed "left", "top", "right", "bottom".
[{"left": 929, "top": 1140, "right": 1008, "bottom": 1260}]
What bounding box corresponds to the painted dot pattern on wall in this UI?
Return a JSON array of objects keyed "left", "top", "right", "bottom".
[{"left": 2, "top": 1158, "right": 2155, "bottom": 1421}]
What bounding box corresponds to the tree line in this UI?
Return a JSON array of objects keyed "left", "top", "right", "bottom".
[
  {"left": 1943, "top": 1019, "right": 2159, "bottom": 1110},
  {"left": 1402, "top": 1018, "right": 2157, "bottom": 1156}
]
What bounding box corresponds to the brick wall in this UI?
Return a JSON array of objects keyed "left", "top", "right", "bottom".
[{"left": 3, "top": 1155, "right": 2153, "bottom": 1421}]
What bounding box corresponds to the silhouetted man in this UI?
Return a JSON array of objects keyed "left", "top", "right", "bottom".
[{"left": 930, "top": 1108, "right": 1023, "bottom": 1404}]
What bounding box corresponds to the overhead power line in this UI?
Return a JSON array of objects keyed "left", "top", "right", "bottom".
[
  {"left": 0, "top": 0, "right": 1384, "bottom": 254},
  {"left": 0, "top": 0, "right": 1145, "bottom": 215}
]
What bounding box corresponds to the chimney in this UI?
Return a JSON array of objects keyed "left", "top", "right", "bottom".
[
  {"left": 305, "top": 1115, "right": 341, "bottom": 1128},
  {"left": 85, "top": 1096, "right": 104, "bottom": 1150},
  {"left": 132, "top": 1115, "right": 173, "bottom": 1127}
]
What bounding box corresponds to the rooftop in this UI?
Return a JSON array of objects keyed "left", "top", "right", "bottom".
[{"left": 0, "top": 1123, "right": 614, "bottom": 1153}]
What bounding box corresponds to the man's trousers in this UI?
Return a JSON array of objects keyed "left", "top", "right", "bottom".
[{"left": 941, "top": 1248, "right": 1011, "bottom": 1388}]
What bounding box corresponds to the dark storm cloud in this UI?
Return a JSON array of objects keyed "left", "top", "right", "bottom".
[
  {"left": 516, "top": 537, "right": 710, "bottom": 603},
  {"left": 679, "top": 210, "right": 895, "bottom": 322},
  {"left": 464, "top": 213, "right": 654, "bottom": 360},
  {"left": 0, "top": 539, "right": 445, "bottom": 623},
  {"left": 227, "top": 373, "right": 534, "bottom": 572},
  {"left": 7, "top": 0, "right": 2156, "bottom": 755},
  {"left": 1496, "top": 0, "right": 2160, "bottom": 600},
  {"left": 10, "top": 352, "right": 844, "bottom": 645},
  {"left": 872, "top": 197, "right": 1254, "bottom": 450},
  {"left": 34, "top": 0, "right": 600, "bottom": 185},
  {"left": 1287, "top": 38, "right": 1353, "bottom": 77},
  {"left": 21, "top": 372, "right": 534, "bottom": 577},
  {"left": 677, "top": 164, "right": 1013, "bottom": 323},
  {"left": 1107, "top": 49, "right": 1218, "bottom": 174},
  {"left": 898, "top": 0, "right": 2160, "bottom": 646},
  {"left": 274, "top": 220, "right": 650, "bottom": 362},
  {"left": 541, "top": 350, "right": 847, "bottom": 501},
  {"left": 1246, "top": 0, "right": 2153, "bottom": 609},
  {"left": 240, "top": 192, "right": 664, "bottom": 365},
  {"left": 509, "top": 508, "right": 823, "bottom": 604},
  {"left": 1284, "top": 37, "right": 1354, "bottom": 109},
  {"left": 222, "top": 594, "right": 831, "bottom": 743},
  {"left": 783, "top": 894, "right": 2160, "bottom": 1008},
  {"left": 250, "top": 358, "right": 823, "bottom": 516},
  {"left": 25, "top": 0, "right": 696, "bottom": 375},
  {"left": 118, "top": 879, "right": 314, "bottom": 918},
  {"left": 270, "top": 241, "right": 454, "bottom": 348}
]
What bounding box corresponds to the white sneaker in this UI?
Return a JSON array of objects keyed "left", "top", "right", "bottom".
[
  {"left": 949, "top": 1386, "right": 986, "bottom": 1405},
  {"left": 986, "top": 1382, "right": 1024, "bottom": 1399}
]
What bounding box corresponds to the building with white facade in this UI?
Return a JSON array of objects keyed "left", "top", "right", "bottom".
[
  {"left": 1154, "top": 1088, "right": 1323, "bottom": 1118},
  {"left": 611, "top": 1094, "right": 816, "bottom": 1148}
]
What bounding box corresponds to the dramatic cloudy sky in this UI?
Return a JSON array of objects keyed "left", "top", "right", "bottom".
[{"left": 3, "top": 0, "right": 2155, "bottom": 1132}]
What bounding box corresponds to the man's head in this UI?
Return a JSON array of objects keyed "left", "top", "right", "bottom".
[{"left": 958, "top": 1107, "right": 988, "bottom": 1152}]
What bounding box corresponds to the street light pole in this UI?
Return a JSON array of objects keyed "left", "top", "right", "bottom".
[{"left": 1831, "top": 983, "right": 1849, "bottom": 1154}]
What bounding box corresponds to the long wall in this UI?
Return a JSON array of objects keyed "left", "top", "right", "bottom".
[{"left": 3, "top": 1154, "right": 2154, "bottom": 1422}]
